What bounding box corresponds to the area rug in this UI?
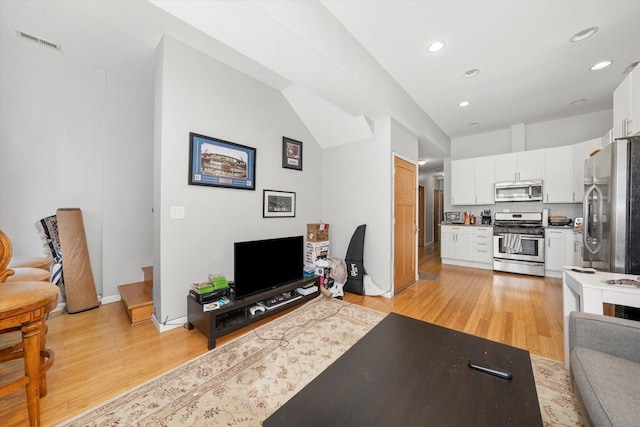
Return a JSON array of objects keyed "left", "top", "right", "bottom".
[
  {"left": 418, "top": 271, "right": 439, "bottom": 280},
  {"left": 58, "top": 297, "right": 582, "bottom": 426}
]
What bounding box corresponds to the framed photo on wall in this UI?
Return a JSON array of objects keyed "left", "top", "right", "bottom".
[
  {"left": 188, "top": 132, "right": 256, "bottom": 190},
  {"left": 263, "top": 190, "right": 296, "bottom": 218},
  {"left": 282, "top": 137, "right": 303, "bottom": 171}
]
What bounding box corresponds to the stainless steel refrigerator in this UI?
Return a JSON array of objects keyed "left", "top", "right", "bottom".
[{"left": 583, "top": 135, "right": 640, "bottom": 274}]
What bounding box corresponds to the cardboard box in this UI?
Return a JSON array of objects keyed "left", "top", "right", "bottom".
[
  {"left": 305, "top": 241, "right": 330, "bottom": 266},
  {"left": 307, "top": 223, "right": 329, "bottom": 242}
]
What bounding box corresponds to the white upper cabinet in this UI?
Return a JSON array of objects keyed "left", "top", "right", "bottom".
[
  {"left": 543, "top": 146, "right": 572, "bottom": 203},
  {"left": 613, "top": 65, "right": 640, "bottom": 139},
  {"left": 494, "top": 150, "right": 543, "bottom": 182},
  {"left": 451, "top": 158, "right": 476, "bottom": 205},
  {"left": 572, "top": 138, "right": 601, "bottom": 203},
  {"left": 451, "top": 156, "right": 495, "bottom": 205},
  {"left": 474, "top": 155, "right": 495, "bottom": 204}
]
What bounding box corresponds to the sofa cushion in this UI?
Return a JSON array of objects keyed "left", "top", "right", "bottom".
[
  {"left": 571, "top": 346, "right": 640, "bottom": 426},
  {"left": 8, "top": 256, "right": 50, "bottom": 271},
  {"left": 5, "top": 267, "right": 50, "bottom": 282}
]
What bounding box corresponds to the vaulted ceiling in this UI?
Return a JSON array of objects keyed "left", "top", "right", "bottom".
[{"left": 3, "top": 1, "right": 639, "bottom": 175}]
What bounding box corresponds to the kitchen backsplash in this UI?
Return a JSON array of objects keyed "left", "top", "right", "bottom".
[{"left": 446, "top": 201, "right": 582, "bottom": 223}]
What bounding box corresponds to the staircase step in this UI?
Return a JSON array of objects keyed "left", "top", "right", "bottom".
[{"left": 118, "top": 281, "right": 153, "bottom": 324}]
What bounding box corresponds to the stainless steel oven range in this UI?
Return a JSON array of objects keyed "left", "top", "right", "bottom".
[{"left": 493, "top": 212, "right": 545, "bottom": 277}]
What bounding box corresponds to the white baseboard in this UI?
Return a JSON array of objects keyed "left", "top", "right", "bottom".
[
  {"left": 152, "top": 313, "right": 188, "bottom": 333},
  {"left": 100, "top": 294, "right": 122, "bottom": 305},
  {"left": 441, "top": 259, "right": 494, "bottom": 270}
]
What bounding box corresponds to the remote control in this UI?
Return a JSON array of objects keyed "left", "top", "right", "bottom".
[{"left": 468, "top": 360, "right": 513, "bottom": 380}]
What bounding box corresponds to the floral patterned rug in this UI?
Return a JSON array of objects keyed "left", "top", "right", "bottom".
[{"left": 58, "top": 297, "right": 583, "bottom": 426}]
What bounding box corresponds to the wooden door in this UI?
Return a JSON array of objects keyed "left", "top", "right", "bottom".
[
  {"left": 434, "top": 189, "right": 443, "bottom": 242},
  {"left": 418, "top": 186, "right": 425, "bottom": 247},
  {"left": 394, "top": 156, "right": 417, "bottom": 293}
]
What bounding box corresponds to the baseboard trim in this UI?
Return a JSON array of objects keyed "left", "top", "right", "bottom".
[
  {"left": 441, "top": 259, "right": 493, "bottom": 270},
  {"left": 100, "top": 294, "right": 122, "bottom": 305},
  {"left": 152, "top": 313, "right": 188, "bottom": 333}
]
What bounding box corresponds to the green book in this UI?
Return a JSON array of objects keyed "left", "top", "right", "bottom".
[
  {"left": 209, "top": 275, "right": 229, "bottom": 290},
  {"left": 192, "top": 282, "right": 215, "bottom": 294}
]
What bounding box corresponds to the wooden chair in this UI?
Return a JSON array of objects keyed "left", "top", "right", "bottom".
[{"left": 0, "top": 230, "right": 59, "bottom": 426}]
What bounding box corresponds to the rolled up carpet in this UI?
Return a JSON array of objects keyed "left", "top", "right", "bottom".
[{"left": 56, "top": 208, "right": 99, "bottom": 313}]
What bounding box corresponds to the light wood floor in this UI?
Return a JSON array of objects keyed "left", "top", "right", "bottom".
[{"left": 1, "top": 243, "right": 564, "bottom": 426}]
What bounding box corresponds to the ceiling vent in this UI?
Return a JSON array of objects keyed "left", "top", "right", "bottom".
[{"left": 16, "top": 30, "right": 62, "bottom": 51}]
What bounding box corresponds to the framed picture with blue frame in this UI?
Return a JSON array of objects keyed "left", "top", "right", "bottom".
[{"left": 188, "top": 132, "right": 256, "bottom": 190}]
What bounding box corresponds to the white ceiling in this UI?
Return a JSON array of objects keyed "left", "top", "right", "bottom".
[{"left": 3, "top": 1, "right": 639, "bottom": 175}]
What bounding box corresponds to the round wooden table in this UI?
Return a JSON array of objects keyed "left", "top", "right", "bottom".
[{"left": 0, "top": 281, "right": 59, "bottom": 427}]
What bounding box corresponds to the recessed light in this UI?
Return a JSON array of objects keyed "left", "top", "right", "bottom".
[
  {"left": 464, "top": 69, "right": 480, "bottom": 78},
  {"left": 468, "top": 122, "right": 479, "bottom": 127},
  {"left": 570, "top": 99, "right": 588, "bottom": 105},
  {"left": 570, "top": 27, "right": 598, "bottom": 43},
  {"left": 458, "top": 101, "right": 470, "bottom": 107},
  {"left": 426, "top": 40, "right": 446, "bottom": 53},
  {"left": 590, "top": 60, "right": 613, "bottom": 71}
]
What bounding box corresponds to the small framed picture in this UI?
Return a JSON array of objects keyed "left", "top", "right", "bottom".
[
  {"left": 188, "top": 132, "right": 256, "bottom": 190},
  {"left": 282, "top": 137, "right": 303, "bottom": 171},
  {"left": 263, "top": 190, "right": 296, "bottom": 218}
]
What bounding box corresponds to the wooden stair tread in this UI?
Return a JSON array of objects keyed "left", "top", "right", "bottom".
[
  {"left": 118, "top": 281, "right": 153, "bottom": 324},
  {"left": 118, "top": 282, "right": 152, "bottom": 308}
]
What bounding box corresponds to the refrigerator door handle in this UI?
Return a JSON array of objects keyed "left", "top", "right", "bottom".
[
  {"left": 583, "top": 185, "right": 592, "bottom": 250},
  {"left": 584, "top": 184, "right": 602, "bottom": 255}
]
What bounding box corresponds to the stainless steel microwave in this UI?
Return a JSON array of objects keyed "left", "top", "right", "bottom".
[
  {"left": 444, "top": 212, "right": 465, "bottom": 224},
  {"left": 494, "top": 180, "right": 543, "bottom": 202}
]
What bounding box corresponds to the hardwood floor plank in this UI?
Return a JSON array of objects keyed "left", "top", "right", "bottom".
[{"left": 1, "top": 242, "right": 566, "bottom": 426}]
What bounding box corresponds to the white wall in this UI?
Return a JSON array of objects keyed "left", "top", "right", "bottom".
[
  {"left": 525, "top": 110, "right": 612, "bottom": 150},
  {"left": 391, "top": 119, "right": 419, "bottom": 161},
  {"left": 451, "top": 129, "right": 511, "bottom": 160},
  {"left": 155, "top": 36, "right": 323, "bottom": 321},
  {"left": 321, "top": 118, "right": 392, "bottom": 293},
  {"left": 452, "top": 110, "right": 612, "bottom": 161},
  {"left": 419, "top": 173, "right": 438, "bottom": 244},
  {"left": 0, "top": 20, "right": 155, "bottom": 299}
]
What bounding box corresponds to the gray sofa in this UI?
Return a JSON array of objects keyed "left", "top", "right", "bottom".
[{"left": 569, "top": 311, "right": 640, "bottom": 427}]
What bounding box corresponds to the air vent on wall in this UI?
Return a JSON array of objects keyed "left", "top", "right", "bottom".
[
  {"left": 16, "top": 30, "right": 62, "bottom": 51},
  {"left": 623, "top": 60, "right": 639, "bottom": 74}
]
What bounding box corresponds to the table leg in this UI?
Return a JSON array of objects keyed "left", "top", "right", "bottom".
[{"left": 22, "top": 320, "right": 42, "bottom": 427}]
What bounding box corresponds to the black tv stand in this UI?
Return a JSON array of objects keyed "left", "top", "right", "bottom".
[{"left": 186, "top": 276, "right": 319, "bottom": 349}]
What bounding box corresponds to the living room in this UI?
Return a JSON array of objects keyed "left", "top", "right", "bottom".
[{"left": 2, "top": 1, "right": 639, "bottom": 425}]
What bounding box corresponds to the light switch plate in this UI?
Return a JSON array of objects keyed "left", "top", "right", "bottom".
[{"left": 170, "top": 206, "right": 185, "bottom": 219}]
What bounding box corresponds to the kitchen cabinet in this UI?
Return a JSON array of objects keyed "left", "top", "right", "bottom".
[
  {"left": 545, "top": 228, "right": 573, "bottom": 276},
  {"left": 474, "top": 155, "right": 495, "bottom": 204},
  {"left": 572, "top": 138, "right": 601, "bottom": 203},
  {"left": 572, "top": 232, "right": 584, "bottom": 267},
  {"left": 441, "top": 226, "right": 472, "bottom": 261},
  {"left": 613, "top": 65, "right": 640, "bottom": 139},
  {"left": 494, "top": 149, "right": 543, "bottom": 182},
  {"left": 450, "top": 158, "right": 476, "bottom": 205},
  {"left": 451, "top": 156, "right": 495, "bottom": 205},
  {"left": 543, "top": 145, "right": 573, "bottom": 203},
  {"left": 471, "top": 227, "right": 493, "bottom": 263}
]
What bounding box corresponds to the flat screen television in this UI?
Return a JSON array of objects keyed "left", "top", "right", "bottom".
[{"left": 233, "top": 235, "right": 304, "bottom": 300}]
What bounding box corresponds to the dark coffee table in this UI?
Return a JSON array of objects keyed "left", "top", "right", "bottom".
[{"left": 264, "top": 313, "right": 542, "bottom": 426}]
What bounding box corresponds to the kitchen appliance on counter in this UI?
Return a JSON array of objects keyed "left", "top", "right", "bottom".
[
  {"left": 494, "top": 180, "right": 543, "bottom": 203},
  {"left": 481, "top": 209, "right": 492, "bottom": 225},
  {"left": 444, "top": 212, "right": 465, "bottom": 224},
  {"left": 493, "top": 212, "right": 545, "bottom": 276},
  {"left": 549, "top": 216, "right": 572, "bottom": 227},
  {"left": 583, "top": 136, "right": 640, "bottom": 319}
]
